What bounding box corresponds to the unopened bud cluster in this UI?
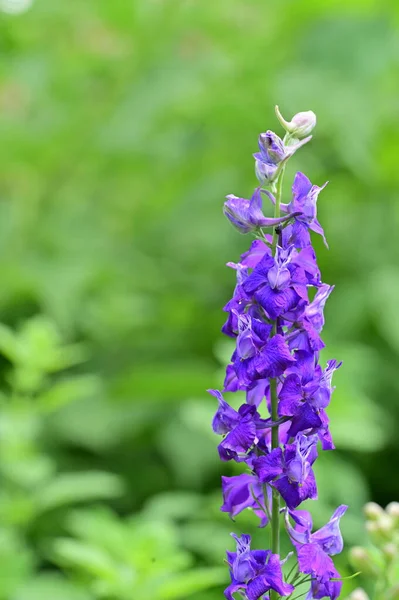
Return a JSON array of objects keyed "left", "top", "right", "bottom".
[{"left": 345, "top": 502, "right": 399, "bottom": 600}]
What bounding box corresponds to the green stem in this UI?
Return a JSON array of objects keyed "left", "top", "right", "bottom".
[
  {"left": 272, "top": 164, "right": 286, "bottom": 251},
  {"left": 270, "top": 164, "right": 286, "bottom": 600}
]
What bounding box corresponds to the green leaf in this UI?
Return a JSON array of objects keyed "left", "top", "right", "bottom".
[
  {"left": 35, "top": 471, "right": 124, "bottom": 512},
  {"left": 49, "top": 538, "right": 117, "bottom": 580},
  {"left": 13, "top": 574, "right": 94, "bottom": 600},
  {"left": 142, "top": 492, "right": 204, "bottom": 521},
  {"left": 38, "top": 375, "right": 102, "bottom": 413},
  {"left": 158, "top": 568, "right": 227, "bottom": 600}
]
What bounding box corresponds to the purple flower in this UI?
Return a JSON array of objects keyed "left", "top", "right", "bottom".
[
  {"left": 306, "top": 572, "right": 342, "bottom": 600},
  {"left": 284, "top": 284, "right": 334, "bottom": 353},
  {"left": 285, "top": 505, "right": 348, "bottom": 599},
  {"left": 224, "top": 188, "right": 295, "bottom": 234},
  {"left": 254, "top": 132, "right": 312, "bottom": 185},
  {"left": 243, "top": 251, "right": 302, "bottom": 320},
  {"left": 278, "top": 351, "right": 341, "bottom": 446},
  {"left": 280, "top": 172, "right": 328, "bottom": 248},
  {"left": 254, "top": 434, "right": 318, "bottom": 509},
  {"left": 223, "top": 366, "right": 270, "bottom": 408},
  {"left": 221, "top": 473, "right": 271, "bottom": 527},
  {"left": 209, "top": 389, "right": 269, "bottom": 461},
  {"left": 227, "top": 313, "right": 295, "bottom": 387},
  {"left": 224, "top": 534, "right": 295, "bottom": 599}
]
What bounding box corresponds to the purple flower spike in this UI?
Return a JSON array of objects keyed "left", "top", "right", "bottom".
[{"left": 213, "top": 108, "right": 346, "bottom": 600}]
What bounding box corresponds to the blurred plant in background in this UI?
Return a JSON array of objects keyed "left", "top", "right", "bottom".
[
  {"left": 0, "top": 0, "right": 397, "bottom": 598},
  {"left": 345, "top": 502, "right": 399, "bottom": 600}
]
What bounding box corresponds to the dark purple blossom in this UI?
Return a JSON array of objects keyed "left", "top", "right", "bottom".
[
  {"left": 278, "top": 351, "right": 341, "bottom": 446},
  {"left": 226, "top": 313, "right": 295, "bottom": 387},
  {"left": 254, "top": 434, "right": 318, "bottom": 509},
  {"left": 224, "top": 534, "right": 294, "bottom": 599},
  {"left": 242, "top": 245, "right": 320, "bottom": 320},
  {"left": 209, "top": 389, "right": 270, "bottom": 461}
]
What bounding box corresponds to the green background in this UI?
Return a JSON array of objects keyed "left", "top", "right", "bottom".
[{"left": 0, "top": 0, "right": 398, "bottom": 598}]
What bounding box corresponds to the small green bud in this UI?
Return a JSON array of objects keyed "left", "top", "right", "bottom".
[
  {"left": 364, "top": 501, "right": 384, "bottom": 520},
  {"left": 275, "top": 105, "right": 316, "bottom": 139},
  {"left": 348, "top": 588, "right": 370, "bottom": 600},
  {"left": 349, "top": 546, "right": 378, "bottom": 576}
]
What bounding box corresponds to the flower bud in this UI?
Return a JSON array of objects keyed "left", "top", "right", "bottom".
[
  {"left": 386, "top": 501, "right": 399, "bottom": 520},
  {"left": 364, "top": 502, "right": 384, "bottom": 520},
  {"left": 349, "top": 546, "right": 378, "bottom": 576},
  {"left": 382, "top": 542, "right": 397, "bottom": 561},
  {"left": 275, "top": 105, "right": 317, "bottom": 139},
  {"left": 348, "top": 589, "right": 370, "bottom": 600},
  {"left": 349, "top": 590, "right": 370, "bottom": 600},
  {"left": 378, "top": 513, "right": 394, "bottom": 534}
]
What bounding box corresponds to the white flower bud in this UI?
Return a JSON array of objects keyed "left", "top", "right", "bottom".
[
  {"left": 349, "top": 546, "right": 377, "bottom": 576},
  {"left": 364, "top": 502, "right": 384, "bottom": 520},
  {"left": 275, "top": 105, "right": 317, "bottom": 139},
  {"left": 386, "top": 501, "right": 399, "bottom": 519},
  {"left": 348, "top": 589, "right": 370, "bottom": 600},
  {"left": 378, "top": 513, "right": 394, "bottom": 533},
  {"left": 382, "top": 542, "right": 397, "bottom": 561}
]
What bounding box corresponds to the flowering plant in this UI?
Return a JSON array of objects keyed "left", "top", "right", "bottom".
[{"left": 210, "top": 107, "right": 348, "bottom": 600}]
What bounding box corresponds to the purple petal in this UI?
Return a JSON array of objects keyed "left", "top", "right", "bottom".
[
  {"left": 254, "top": 335, "right": 295, "bottom": 379},
  {"left": 218, "top": 416, "right": 257, "bottom": 461},
  {"left": 286, "top": 404, "right": 323, "bottom": 438},
  {"left": 253, "top": 448, "right": 284, "bottom": 482},
  {"left": 246, "top": 379, "right": 269, "bottom": 407},
  {"left": 255, "top": 286, "right": 300, "bottom": 319},
  {"left": 310, "top": 567, "right": 342, "bottom": 600},
  {"left": 224, "top": 195, "right": 252, "bottom": 233},
  {"left": 240, "top": 240, "right": 271, "bottom": 268},
  {"left": 279, "top": 374, "right": 303, "bottom": 416},
  {"left": 224, "top": 582, "right": 244, "bottom": 600},
  {"left": 298, "top": 543, "right": 335, "bottom": 582},
  {"left": 282, "top": 221, "right": 311, "bottom": 249},
  {"left": 221, "top": 474, "right": 258, "bottom": 518},
  {"left": 311, "top": 505, "right": 348, "bottom": 555},
  {"left": 209, "top": 389, "right": 239, "bottom": 434},
  {"left": 310, "top": 217, "right": 329, "bottom": 247},
  {"left": 292, "top": 171, "right": 312, "bottom": 200},
  {"left": 223, "top": 365, "right": 241, "bottom": 393},
  {"left": 243, "top": 255, "right": 275, "bottom": 295}
]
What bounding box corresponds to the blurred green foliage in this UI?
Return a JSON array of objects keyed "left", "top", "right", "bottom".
[{"left": 0, "top": 0, "right": 398, "bottom": 598}]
